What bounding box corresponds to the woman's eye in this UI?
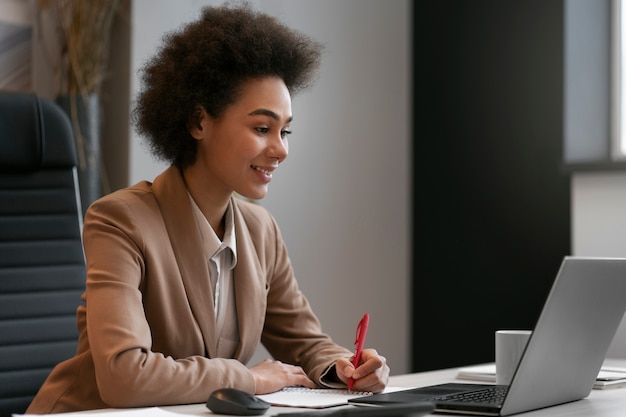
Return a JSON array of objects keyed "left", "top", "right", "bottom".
[
  {"left": 281, "top": 129, "right": 292, "bottom": 138},
  {"left": 255, "top": 127, "right": 270, "bottom": 134}
]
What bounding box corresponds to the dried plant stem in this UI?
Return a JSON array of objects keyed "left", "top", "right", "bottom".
[
  {"left": 46, "top": 0, "right": 120, "bottom": 195},
  {"left": 54, "top": 0, "right": 120, "bottom": 96}
]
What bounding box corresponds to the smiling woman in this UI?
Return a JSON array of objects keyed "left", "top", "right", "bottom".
[
  {"left": 185, "top": 76, "right": 292, "bottom": 211},
  {"left": 25, "top": 3, "right": 389, "bottom": 414}
]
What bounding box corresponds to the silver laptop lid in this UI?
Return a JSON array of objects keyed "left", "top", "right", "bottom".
[{"left": 502, "top": 257, "right": 626, "bottom": 416}]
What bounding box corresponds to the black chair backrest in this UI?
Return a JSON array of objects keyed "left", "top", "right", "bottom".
[{"left": 0, "top": 92, "right": 85, "bottom": 416}]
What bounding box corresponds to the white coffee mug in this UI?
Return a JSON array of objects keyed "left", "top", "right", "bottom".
[{"left": 495, "top": 330, "right": 532, "bottom": 385}]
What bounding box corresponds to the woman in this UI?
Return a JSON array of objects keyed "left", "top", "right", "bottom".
[{"left": 27, "top": 3, "right": 389, "bottom": 413}]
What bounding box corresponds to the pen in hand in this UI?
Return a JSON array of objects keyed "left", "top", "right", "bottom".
[{"left": 348, "top": 313, "right": 370, "bottom": 391}]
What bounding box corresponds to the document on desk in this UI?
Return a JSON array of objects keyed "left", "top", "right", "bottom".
[
  {"left": 14, "top": 406, "right": 189, "bottom": 417},
  {"left": 456, "top": 364, "right": 626, "bottom": 390}
]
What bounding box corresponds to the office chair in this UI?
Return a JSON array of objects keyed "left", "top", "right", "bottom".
[{"left": 0, "top": 92, "right": 86, "bottom": 416}]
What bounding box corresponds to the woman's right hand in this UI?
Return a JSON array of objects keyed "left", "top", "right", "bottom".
[{"left": 250, "top": 359, "right": 317, "bottom": 394}]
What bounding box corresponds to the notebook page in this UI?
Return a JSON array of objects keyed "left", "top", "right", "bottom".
[{"left": 256, "top": 387, "right": 373, "bottom": 408}]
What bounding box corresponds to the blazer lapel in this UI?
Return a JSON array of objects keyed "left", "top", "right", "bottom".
[
  {"left": 231, "top": 200, "right": 267, "bottom": 363},
  {"left": 152, "top": 165, "right": 219, "bottom": 358}
]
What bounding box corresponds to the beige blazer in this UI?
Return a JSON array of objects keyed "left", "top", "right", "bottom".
[{"left": 27, "top": 165, "right": 351, "bottom": 414}]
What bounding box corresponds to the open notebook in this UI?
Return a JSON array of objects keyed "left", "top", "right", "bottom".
[{"left": 256, "top": 387, "right": 374, "bottom": 408}]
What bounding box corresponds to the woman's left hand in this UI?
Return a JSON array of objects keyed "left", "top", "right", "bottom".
[{"left": 335, "top": 348, "right": 389, "bottom": 393}]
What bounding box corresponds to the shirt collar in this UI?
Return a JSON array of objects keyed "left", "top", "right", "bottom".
[{"left": 188, "top": 194, "right": 237, "bottom": 269}]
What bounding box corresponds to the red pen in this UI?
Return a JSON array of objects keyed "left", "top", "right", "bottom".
[{"left": 348, "top": 313, "right": 370, "bottom": 391}]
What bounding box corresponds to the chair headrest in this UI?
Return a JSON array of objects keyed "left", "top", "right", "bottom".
[{"left": 0, "top": 91, "right": 77, "bottom": 172}]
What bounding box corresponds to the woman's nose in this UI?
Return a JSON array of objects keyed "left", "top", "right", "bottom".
[{"left": 269, "top": 134, "right": 288, "bottom": 162}]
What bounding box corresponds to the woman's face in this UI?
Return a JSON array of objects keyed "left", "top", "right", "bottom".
[{"left": 191, "top": 76, "right": 292, "bottom": 201}]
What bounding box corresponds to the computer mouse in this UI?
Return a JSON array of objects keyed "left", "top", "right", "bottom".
[{"left": 206, "top": 387, "right": 270, "bottom": 415}]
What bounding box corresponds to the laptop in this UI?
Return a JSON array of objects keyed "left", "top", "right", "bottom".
[{"left": 349, "top": 257, "right": 626, "bottom": 416}]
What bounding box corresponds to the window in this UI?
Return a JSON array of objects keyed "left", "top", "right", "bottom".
[
  {"left": 564, "top": 0, "right": 626, "bottom": 170},
  {"left": 613, "top": 0, "right": 626, "bottom": 160}
]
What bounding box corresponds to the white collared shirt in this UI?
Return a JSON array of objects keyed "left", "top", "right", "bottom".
[{"left": 189, "top": 195, "right": 239, "bottom": 357}]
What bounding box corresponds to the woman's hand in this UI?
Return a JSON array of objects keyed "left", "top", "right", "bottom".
[
  {"left": 335, "top": 349, "right": 389, "bottom": 393},
  {"left": 250, "top": 359, "right": 317, "bottom": 394}
]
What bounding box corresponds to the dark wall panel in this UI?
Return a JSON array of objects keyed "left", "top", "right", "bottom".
[{"left": 412, "top": 0, "right": 571, "bottom": 372}]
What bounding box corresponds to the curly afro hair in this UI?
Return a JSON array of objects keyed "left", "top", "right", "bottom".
[{"left": 132, "top": 1, "right": 323, "bottom": 169}]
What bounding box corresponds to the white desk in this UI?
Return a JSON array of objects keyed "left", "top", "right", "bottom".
[
  {"left": 49, "top": 359, "right": 626, "bottom": 417},
  {"left": 163, "top": 359, "right": 626, "bottom": 417}
]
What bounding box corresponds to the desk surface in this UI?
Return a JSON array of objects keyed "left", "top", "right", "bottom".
[
  {"left": 158, "top": 358, "right": 626, "bottom": 417},
  {"left": 49, "top": 359, "right": 626, "bottom": 417}
]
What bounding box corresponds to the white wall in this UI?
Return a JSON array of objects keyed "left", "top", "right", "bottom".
[
  {"left": 129, "top": 0, "right": 411, "bottom": 373},
  {"left": 572, "top": 172, "right": 626, "bottom": 358}
]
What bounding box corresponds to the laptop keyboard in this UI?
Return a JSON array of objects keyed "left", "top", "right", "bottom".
[{"left": 434, "top": 385, "right": 509, "bottom": 405}]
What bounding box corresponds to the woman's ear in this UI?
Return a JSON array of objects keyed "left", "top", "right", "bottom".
[{"left": 188, "top": 105, "right": 209, "bottom": 140}]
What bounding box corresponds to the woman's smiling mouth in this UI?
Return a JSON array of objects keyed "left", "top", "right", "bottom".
[{"left": 252, "top": 165, "right": 274, "bottom": 178}]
